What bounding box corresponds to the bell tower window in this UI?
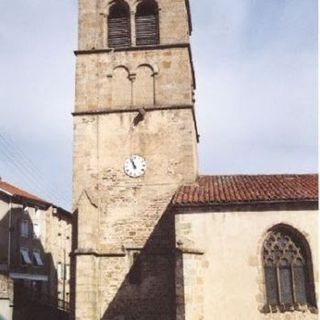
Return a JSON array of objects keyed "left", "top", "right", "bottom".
[
  {"left": 135, "top": 0, "right": 159, "bottom": 46},
  {"left": 108, "top": 1, "right": 131, "bottom": 48}
]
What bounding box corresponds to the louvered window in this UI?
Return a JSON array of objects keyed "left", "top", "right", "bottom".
[
  {"left": 108, "top": 1, "right": 131, "bottom": 48},
  {"left": 136, "top": 1, "right": 159, "bottom": 46},
  {"left": 262, "top": 227, "right": 317, "bottom": 313}
]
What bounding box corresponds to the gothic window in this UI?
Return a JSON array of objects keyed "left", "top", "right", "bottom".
[
  {"left": 108, "top": 1, "right": 131, "bottom": 48},
  {"left": 135, "top": 0, "right": 159, "bottom": 46},
  {"left": 262, "top": 226, "right": 317, "bottom": 313}
]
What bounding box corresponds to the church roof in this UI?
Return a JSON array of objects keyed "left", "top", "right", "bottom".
[{"left": 173, "top": 174, "right": 318, "bottom": 207}]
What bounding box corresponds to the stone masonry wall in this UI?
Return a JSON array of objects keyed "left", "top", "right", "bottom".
[
  {"left": 73, "top": 108, "right": 198, "bottom": 320},
  {"left": 75, "top": 48, "right": 194, "bottom": 113},
  {"left": 78, "top": 0, "right": 190, "bottom": 50},
  {"left": 74, "top": 0, "right": 197, "bottom": 318}
]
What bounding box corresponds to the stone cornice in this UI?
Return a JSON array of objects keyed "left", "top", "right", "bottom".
[
  {"left": 72, "top": 104, "right": 193, "bottom": 116},
  {"left": 72, "top": 105, "right": 200, "bottom": 142},
  {"left": 173, "top": 200, "right": 319, "bottom": 214}
]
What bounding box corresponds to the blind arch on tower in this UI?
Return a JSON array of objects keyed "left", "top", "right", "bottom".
[
  {"left": 108, "top": 0, "right": 131, "bottom": 48},
  {"left": 133, "top": 64, "right": 154, "bottom": 106},
  {"left": 262, "top": 224, "right": 317, "bottom": 313},
  {"left": 135, "top": 0, "right": 159, "bottom": 46},
  {"left": 112, "top": 66, "right": 132, "bottom": 108}
]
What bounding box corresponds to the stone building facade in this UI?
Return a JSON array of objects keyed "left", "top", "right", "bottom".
[
  {"left": 0, "top": 180, "right": 72, "bottom": 319},
  {"left": 72, "top": 0, "right": 197, "bottom": 319},
  {"left": 71, "top": 1, "right": 318, "bottom": 320}
]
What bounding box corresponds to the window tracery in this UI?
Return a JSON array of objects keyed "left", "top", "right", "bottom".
[{"left": 262, "top": 227, "right": 317, "bottom": 313}]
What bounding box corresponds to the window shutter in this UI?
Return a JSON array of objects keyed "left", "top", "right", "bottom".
[
  {"left": 108, "top": 14, "right": 131, "bottom": 48},
  {"left": 20, "top": 248, "right": 32, "bottom": 265},
  {"left": 136, "top": 14, "right": 158, "bottom": 46},
  {"left": 33, "top": 251, "right": 44, "bottom": 266}
]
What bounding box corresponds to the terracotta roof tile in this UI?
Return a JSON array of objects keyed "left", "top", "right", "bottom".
[
  {"left": 173, "top": 174, "right": 318, "bottom": 206},
  {"left": 0, "top": 180, "right": 50, "bottom": 206}
]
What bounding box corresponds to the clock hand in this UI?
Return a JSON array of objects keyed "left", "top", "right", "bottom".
[{"left": 130, "top": 158, "right": 137, "bottom": 169}]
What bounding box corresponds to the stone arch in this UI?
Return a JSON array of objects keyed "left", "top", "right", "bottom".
[
  {"left": 107, "top": 0, "right": 131, "bottom": 48},
  {"left": 260, "top": 223, "right": 317, "bottom": 313},
  {"left": 112, "top": 66, "right": 132, "bottom": 108},
  {"left": 133, "top": 64, "right": 155, "bottom": 107}
]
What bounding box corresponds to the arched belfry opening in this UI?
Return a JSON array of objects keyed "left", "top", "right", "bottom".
[
  {"left": 262, "top": 224, "right": 317, "bottom": 313},
  {"left": 108, "top": 0, "right": 131, "bottom": 48},
  {"left": 135, "top": 0, "right": 159, "bottom": 46}
]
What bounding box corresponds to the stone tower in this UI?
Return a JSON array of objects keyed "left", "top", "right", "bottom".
[{"left": 72, "top": 0, "right": 198, "bottom": 319}]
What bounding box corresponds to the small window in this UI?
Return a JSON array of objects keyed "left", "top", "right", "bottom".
[
  {"left": 20, "top": 247, "right": 32, "bottom": 265},
  {"left": 33, "top": 223, "right": 40, "bottom": 239},
  {"left": 32, "top": 250, "right": 44, "bottom": 266},
  {"left": 262, "top": 226, "right": 317, "bottom": 313},
  {"left": 108, "top": 1, "right": 131, "bottom": 48},
  {"left": 136, "top": 0, "right": 159, "bottom": 46},
  {"left": 20, "top": 220, "right": 29, "bottom": 238}
]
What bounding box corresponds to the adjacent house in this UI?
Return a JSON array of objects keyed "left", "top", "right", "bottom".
[{"left": 0, "top": 179, "right": 72, "bottom": 320}]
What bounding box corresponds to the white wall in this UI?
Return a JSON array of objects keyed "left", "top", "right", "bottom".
[{"left": 175, "top": 208, "right": 318, "bottom": 320}]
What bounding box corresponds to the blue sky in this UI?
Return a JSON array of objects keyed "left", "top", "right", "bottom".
[{"left": 0, "top": 0, "right": 317, "bottom": 210}]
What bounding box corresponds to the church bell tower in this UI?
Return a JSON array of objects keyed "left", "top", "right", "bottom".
[{"left": 72, "top": 0, "right": 198, "bottom": 319}]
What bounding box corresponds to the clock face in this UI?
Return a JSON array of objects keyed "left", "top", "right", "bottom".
[{"left": 124, "top": 155, "right": 146, "bottom": 178}]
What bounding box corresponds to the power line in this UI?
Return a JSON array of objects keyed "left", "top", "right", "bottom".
[
  {"left": 0, "top": 133, "right": 70, "bottom": 207},
  {"left": 2, "top": 133, "right": 71, "bottom": 205}
]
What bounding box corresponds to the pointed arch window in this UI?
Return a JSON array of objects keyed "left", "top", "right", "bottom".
[
  {"left": 108, "top": 1, "right": 131, "bottom": 48},
  {"left": 262, "top": 226, "right": 317, "bottom": 313},
  {"left": 135, "top": 0, "right": 159, "bottom": 46}
]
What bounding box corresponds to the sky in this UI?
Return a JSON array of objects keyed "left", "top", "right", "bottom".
[{"left": 0, "top": 0, "right": 317, "bottom": 210}]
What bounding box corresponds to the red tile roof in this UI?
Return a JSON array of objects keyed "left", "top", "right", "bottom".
[
  {"left": 173, "top": 174, "right": 318, "bottom": 207},
  {"left": 0, "top": 180, "right": 50, "bottom": 206}
]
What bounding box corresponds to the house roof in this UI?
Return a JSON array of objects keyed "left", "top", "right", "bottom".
[
  {"left": 173, "top": 174, "right": 318, "bottom": 207},
  {"left": 0, "top": 180, "right": 50, "bottom": 205}
]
